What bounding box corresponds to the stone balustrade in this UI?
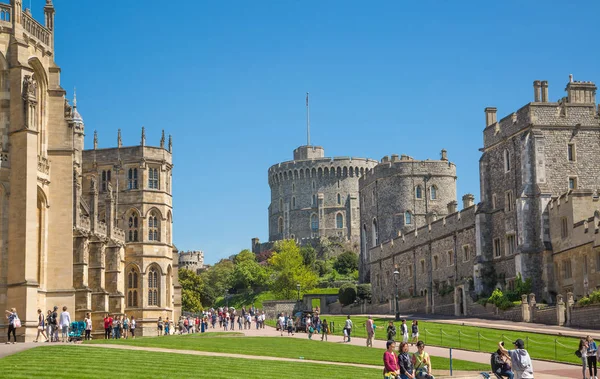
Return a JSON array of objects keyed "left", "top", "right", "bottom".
[{"left": 21, "top": 11, "right": 50, "bottom": 45}]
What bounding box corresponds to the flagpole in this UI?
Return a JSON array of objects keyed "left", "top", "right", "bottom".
[{"left": 306, "top": 92, "right": 310, "bottom": 146}]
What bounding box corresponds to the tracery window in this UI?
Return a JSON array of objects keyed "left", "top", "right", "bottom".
[
  {"left": 148, "top": 212, "right": 160, "bottom": 241},
  {"left": 127, "top": 267, "right": 139, "bottom": 307},
  {"left": 128, "top": 168, "right": 138, "bottom": 190},
  {"left": 148, "top": 268, "right": 159, "bottom": 306}
]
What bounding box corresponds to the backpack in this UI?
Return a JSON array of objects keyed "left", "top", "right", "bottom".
[{"left": 490, "top": 352, "right": 502, "bottom": 372}]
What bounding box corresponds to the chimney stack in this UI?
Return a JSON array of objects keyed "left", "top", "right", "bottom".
[
  {"left": 533, "top": 80, "right": 541, "bottom": 102},
  {"left": 484, "top": 107, "right": 497, "bottom": 127},
  {"left": 541, "top": 80, "right": 549, "bottom": 102},
  {"left": 447, "top": 200, "right": 458, "bottom": 214},
  {"left": 566, "top": 78, "right": 597, "bottom": 104},
  {"left": 462, "top": 194, "right": 475, "bottom": 209},
  {"left": 440, "top": 149, "right": 448, "bottom": 161}
]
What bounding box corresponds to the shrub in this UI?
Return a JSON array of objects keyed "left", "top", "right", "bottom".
[
  {"left": 356, "top": 283, "right": 372, "bottom": 302},
  {"left": 578, "top": 297, "right": 591, "bottom": 307},
  {"left": 338, "top": 283, "right": 357, "bottom": 306},
  {"left": 487, "top": 288, "right": 515, "bottom": 310},
  {"left": 333, "top": 251, "right": 359, "bottom": 275}
]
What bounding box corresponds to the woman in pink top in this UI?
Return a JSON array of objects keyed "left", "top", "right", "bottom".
[{"left": 384, "top": 340, "right": 400, "bottom": 378}]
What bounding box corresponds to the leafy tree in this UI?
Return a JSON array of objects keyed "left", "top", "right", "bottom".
[
  {"left": 314, "top": 259, "right": 333, "bottom": 277},
  {"left": 268, "top": 240, "right": 318, "bottom": 299},
  {"left": 338, "top": 283, "right": 357, "bottom": 306},
  {"left": 179, "top": 268, "right": 203, "bottom": 312},
  {"left": 201, "top": 259, "right": 234, "bottom": 296},
  {"left": 333, "top": 251, "right": 359, "bottom": 275},
  {"left": 300, "top": 246, "right": 317, "bottom": 269},
  {"left": 232, "top": 249, "right": 270, "bottom": 291}
]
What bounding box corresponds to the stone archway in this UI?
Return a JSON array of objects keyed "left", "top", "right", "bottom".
[{"left": 454, "top": 285, "right": 467, "bottom": 316}]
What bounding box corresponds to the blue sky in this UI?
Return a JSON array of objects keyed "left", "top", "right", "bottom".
[{"left": 33, "top": 1, "right": 599, "bottom": 264}]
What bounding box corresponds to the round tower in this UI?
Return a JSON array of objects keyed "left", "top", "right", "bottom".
[
  {"left": 358, "top": 151, "right": 457, "bottom": 281},
  {"left": 268, "top": 145, "right": 378, "bottom": 244}
]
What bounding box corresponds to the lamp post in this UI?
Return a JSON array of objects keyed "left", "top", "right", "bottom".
[
  {"left": 296, "top": 283, "right": 301, "bottom": 302},
  {"left": 393, "top": 268, "right": 400, "bottom": 321}
]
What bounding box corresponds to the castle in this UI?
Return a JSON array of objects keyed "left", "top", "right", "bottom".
[
  {"left": 178, "top": 250, "right": 208, "bottom": 274},
  {"left": 260, "top": 76, "right": 600, "bottom": 316},
  {"left": 252, "top": 144, "right": 377, "bottom": 253},
  {"left": 365, "top": 76, "right": 600, "bottom": 314},
  {"left": 0, "top": 1, "right": 180, "bottom": 340}
]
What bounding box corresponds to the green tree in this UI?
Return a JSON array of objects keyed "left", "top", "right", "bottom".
[
  {"left": 338, "top": 283, "right": 357, "bottom": 305},
  {"left": 201, "top": 259, "right": 234, "bottom": 296},
  {"left": 179, "top": 268, "right": 204, "bottom": 312},
  {"left": 232, "top": 249, "right": 270, "bottom": 291},
  {"left": 268, "top": 240, "right": 318, "bottom": 299},
  {"left": 300, "top": 246, "right": 317, "bottom": 269},
  {"left": 356, "top": 283, "right": 372, "bottom": 302},
  {"left": 333, "top": 251, "right": 359, "bottom": 275},
  {"left": 314, "top": 259, "right": 333, "bottom": 277}
]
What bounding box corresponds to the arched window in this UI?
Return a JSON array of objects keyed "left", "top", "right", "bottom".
[
  {"left": 416, "top": 186, "right": 422, "bottom": 199},
  {"left": 337, "top": 193, "right": 341, "bottom": 205},
  {"left": 278, "top": 217, "right": 283, "bottom": 234},
  {"left": 430, "top": 186, "right": 437, "bottom": 200},
  {"left": 127, "top": 211, "right": 139, "bottom": 242},
  {"left": 127, "top": 267, "right": 139, "bottom": 307},
  {"left": 147, "top": 267, "right": 159, "bottom": 306},
  {"left": 101, "top": 170, "right": 111, "bottom": 192},
  {"left": 504, "top": 150, "right": 511, "bottom": 172},
  {"left": 148, "top": 211, "right": 160, "bottom": 241},
  {"left": 336, "top": 213, "right": 344, "bottom": 229},
  {"left": 372, "top": 219, "right": 379, "bottom": 246},
  {"left": 310, "top": 214, "right": 319, "bottom": 231},
  {"left": 405, "top": 211, "right": 412, "bottom": 225},
  {"left": 128, "top": 168, "right": 138, "bottom": 190},
  {"left": 148, "top": 167, "right": 159, "bottom": 189}
]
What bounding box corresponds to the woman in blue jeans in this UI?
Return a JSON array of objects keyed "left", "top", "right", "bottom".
[{"left": 398, "top": 342, "right": 414, "bottom": 379}]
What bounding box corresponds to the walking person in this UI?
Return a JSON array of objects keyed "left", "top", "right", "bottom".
[
  {"left": 112, "top": 315, "right": 122, "bottom": 339},
  {"left": 383, "top": 340, "right": 400, "bottom": 379},
  {"left": 278, "top": 313, "right": 285, "bottom": 336},
  {"left": 344, "top": 315, "right": 353, "bottom": 343},
  {"left": 164, "top": 317, "right": 170, "bottom": 335},
  {"left": 5, "top": 308, "right": 18, "bottom": 344},
  {"left": 123, "top": 315, "right": 129, "bottom": 339},
  {"left": 321, "top": 318, "right": 328, "bottom": 341},
  {"left": 237, "top": 315, "right": 242, "bottom": 331},
  {"left": 411, "top": 320, "right": 419, "bottom": 346},
  {"left": 398, "top": 341, "right": 415, "bottom": 379},
  {"left": 51, "top": 306, "right": 59, "bottom": 342},
  {"left": 157, "top": 317, "right": 163, "bottom": 336},
  {"left": 103, "top": 313, "right": 112, "bottom": 340},
  {"left": 387, "top": 320, "right": 397, "bottom": 342},
  {"left": 286, "top": 316, "right": 294, "bottom": 336},
  {"left": 34, "top": 308, "right": 49, "bottom": 343},
  {"left": 45, "top": 310, "right": 53, "bottom": 342},
  {"left": 84, "top": 312, "right": 92, "bottom": 341},
  {"left": 400, "top": 319, "right": 409, "bottom": 344},
  {"left": 578, "top": 338, "right": 589, "bottom": 379},
  {"left": 130, "top": 316, "right": 136, "bottom": 339},
  {"left": 412, "top": 341, "right": 435, "bottom": 379},
  {"left": 498, "top": 339, "right": 534, "bottom": 379},
  {"left": 587, "top": 336, "right": 597, "bottom": 379},
  {"left": 366, "top": 315, "right": 375, "bottom": 347},
  {"left": 59, "top": 306, "right": 71, "bottom": 343}
]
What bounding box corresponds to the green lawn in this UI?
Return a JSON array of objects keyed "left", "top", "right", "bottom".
[
  {"left": 307, "top": 315, "right": 581, "bottom": 365},
  {"left": 86, "top": 333, "right": 488, "bottom": 371},
  {"left": 0, "top": 345, "right": 380, "bottom": 379}
]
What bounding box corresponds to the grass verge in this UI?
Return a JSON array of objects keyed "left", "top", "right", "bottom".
[{"left": 86, "top": 333, "right": 488, "bottom": 371}]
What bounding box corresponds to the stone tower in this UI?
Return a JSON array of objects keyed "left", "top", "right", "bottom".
[
  {"left": 267, "top": 145, "right": 378, "bottom": 244},
  {"left": 359, "top": 152, "right": 457, "bottom": 282},
  {"left": 81, "top": 129, "right": 178, "bottom": 335},
  {"left": 477, "top": 77, "right": 600, "bottom": 299}
]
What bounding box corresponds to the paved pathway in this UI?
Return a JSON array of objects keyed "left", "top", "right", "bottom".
[
  {"left": 0, "top": 342, "right": 38, "bottom": 359},
  {"left": 227, "top": 324, "right": 580, "bottom": 379},
  {"left": 366, "top": 312, "right": 600, "bottom": 340}
]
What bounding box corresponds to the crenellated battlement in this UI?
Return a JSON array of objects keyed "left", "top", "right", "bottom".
[
  {"left": 268, "top": 156, "right": 377, "bottom": 186},
  {"left": 368, "top": 201, "right": 477, "bottom": 264},
  {"left": 359, "top": 150, "right": 456, "bottom": 187},
  {"left": 483, "top": 76, "right": 600, "bottom": 150}
]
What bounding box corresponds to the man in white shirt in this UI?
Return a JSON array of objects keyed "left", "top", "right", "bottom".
[
  {"left": 278, "top": 314, "right": 286, "bottom": 336},
  {"left": 344, "top": 315, "right": 353, "bottom": 343},
  {"left": 59, "top": 306, "right": 71, "bottom": 343}
]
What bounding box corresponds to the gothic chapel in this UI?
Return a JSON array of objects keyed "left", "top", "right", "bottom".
[{"left": 0, "top": 1, "right": 181, "bottom": 341}]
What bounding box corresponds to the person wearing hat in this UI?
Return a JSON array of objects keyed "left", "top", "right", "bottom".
[{"left": 498, "top": 339, "right": 534, "bottom": 379}]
